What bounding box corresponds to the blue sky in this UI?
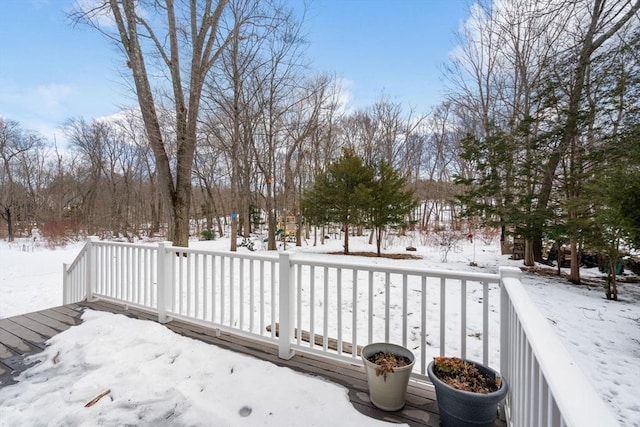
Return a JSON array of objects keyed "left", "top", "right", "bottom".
[{"left": 0, "top": 0, "right": 472, "bottom": 144}]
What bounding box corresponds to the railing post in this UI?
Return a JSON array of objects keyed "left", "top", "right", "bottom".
[
  {"left": 278, "top": 252, "right": 295, "bottom": 360},
  {"left": 85, "top": 236, "right": 99, "bottom": 302},
  {"left": 157, "top": 241, "right": 174, "bottom": 324},
  {"left": 499, "top": 267, "right": 521, "bottom": 372},
  {"left": 63, "top": 263, "right": 69, "bottom": 305},
  {"left": 499, "top": 266, "right": 521, "bottom": 420}
]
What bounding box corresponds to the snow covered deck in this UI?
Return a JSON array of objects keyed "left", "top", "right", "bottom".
[
  {"left": 52, "top": 239, "right": 621, "bottom": 426},
  {"left": 0, "top": 300, "right": 470, "bottom": 426},
  {"left": 0, "top": 305, "right": 81, "bottom": 385}
]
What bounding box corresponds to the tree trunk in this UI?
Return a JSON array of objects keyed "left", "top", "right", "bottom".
[
  {"left": 343, "top": 223, "right": 349, "bottom": 254},
  {"left": 295, "top": 211, "right": 302, "bottom": 247},
  {"left": 605, "top": 254, "right": 618, "bottom": 301},
  {"left": 533, "top": 232, "right": 544, "bottom": 263},
  {"left": 267, "top": 180, "right": 276, "bottom": 250},
  {"left": 216, "top": 215, "right": 224, "bottom": 238},
  {"left": 500, "top": 224, "right": 509, "bottom": 255},
  {"left": 5, "top": 208, "right": 13, "bottom": 242},
  {"left": 568, "top": 237, "right": 580, "bottom": 284},
  {"left": 524, "top": 238, "right": 535, "bottom": 267},
  {"left": 230, "top": 215, "right": 238, "bottom": 251},
  {"left": 170, "top": 186, "right": 191, "bottom": 247}
]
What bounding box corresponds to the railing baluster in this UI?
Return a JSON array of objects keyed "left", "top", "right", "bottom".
[
  {"left": 178, "top": 252, "right": 184, "bottom": 315},
  {"left": 211, "top": 255, "right": 222, "bottom": 323},
  {"left": 271, "top": 261, "right": 276, "bottom": 338},
  {"left": 134, "top": 246, "right": 139, "bottom": 303},
  {"left": 304, "top": 265, "right": 308, "bottom": 347},
  {"left": 368, "top": 271, "right": 373, "bottom": 344},
  {"left": 323, "top": 267, "right": 329, "bottom": 352},
  {"left": 119, "top": 245, "right": 124, "bottom": 300},
  {"left": 421, "top": 275, "right": 427, "bottom": 375},
  {"left": 128, "top": 246, "right": 132, "bottom": 302},
  {"left": 440, "top": 276, "right": 446, "bottom": 356},
  {"left": 203, "top": 254, "right": 208, "bottom": 321},
  {"left": 402, "top": 274, "right": 408, "bottom": 348},
  {"left": 352, "top": 269, "right": 357, "bottom": 357},
  {"left": 249, "top": 259, "right": 254, "bottom": 332},
  {"left": 384, "top": 272, "right": 390, "bottom": 342},
  {"left": 337, "top": 268, "right": 343, "bottom": 353},
  {"left": 220, "top": 256, "right": 225, "bottom": 325},
  {"left": 483, "top": 280, "right": 489, "bottom": 366},
  {"left": 104, "top": 245, "right": 109, "bottom": 297},
  {"left": 530, "top": 345, "right": 537, "bottom": 427},
  {"left": 112, "top": 245, "right": 117, "bottom": 298},
  {"left": 188, "top": 252, "right": 193, "bottom": 316},
  {"left": 111, "top": 245, "right": 115, "bottom": 299},
  {"left": 239, "top": 258, "right": 244, "bottom": 329},
  {"left": 112, "top": 245, "right": 117, "bottom": 299},
  {"left": 230, "top": 257, "right": 235, "bottom": 327},
  {"left": 143, "top": 248, "right": 147, "bottom": 305},
  {"left": 126, "top": 246, "right": 132, "bottom": 302},
  {"left": 127, "top": 247, "right": 135, "bottom": 303},
  {"left": 193, "top": 253, "right": 199, "bottom": 318},
  {"left": 98, "top": 245, "right": 103, "bottom": 296},
  {"left": 259, "top": 260, "right": 265, "bottom": 336},
  {"left": 150, "top": 248, "right": 156, "bottom": 308},
  {"left": 109, "top": 245, "right": 114, "bottom": 298},
  {"left": 461, "top": 279, "right": 467, "bottom": 360}
]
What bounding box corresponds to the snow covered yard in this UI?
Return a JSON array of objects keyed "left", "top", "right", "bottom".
[{"left": 1, "top": 235, "right": 638, "bottom": 426}]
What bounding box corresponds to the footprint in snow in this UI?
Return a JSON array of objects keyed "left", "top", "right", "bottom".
[{"left": 239, "top": 406, "right": 252, "bottom": 417}]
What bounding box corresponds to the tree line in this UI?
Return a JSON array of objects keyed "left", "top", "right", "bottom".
[
  {"left": 445, "top": 0, "right": 639, "bottom": 298},
  {"left": 1, "top": 0, "right": 638, "bottom": 299}
]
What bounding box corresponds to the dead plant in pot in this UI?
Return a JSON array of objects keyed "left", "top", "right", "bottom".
[
  {"left": 361, "top": 343, "right": 415, "bottom": 411},
  {"left": 428, "top": 356, "right": 508, "bottom": 427},
  {"left": 369, "top": 351, "right": 412, "bottom": 381}
]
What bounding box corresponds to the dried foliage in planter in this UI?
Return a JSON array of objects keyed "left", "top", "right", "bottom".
[
  {"left": 432, "top": 357, "right": 501, "bottom": 393},
  {"left": 367, "top": 351, "right": 412, "bottom": 381}
]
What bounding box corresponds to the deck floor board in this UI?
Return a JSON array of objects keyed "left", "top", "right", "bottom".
[
  {"left": 0, "top": 319, "right": 47, "bottom": 345},
  {"left": 0, "top": 326, "right": 33, "bottom": 353},
  {"left": 33, "top": 307, "right": 79, "bottom": 326},
  {"left": 23, "top": 312, "right": 72, "bottom": 332},
  {"left": 6, "top": 315, "right": 60, "bottom": 339},
  {"left": 0, "top": 299, "right": 505, "bottom": 426}
]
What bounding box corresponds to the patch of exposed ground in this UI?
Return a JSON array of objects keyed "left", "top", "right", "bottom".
[{"left": 328, "top": 251, "right": 422, "bottom": 260}]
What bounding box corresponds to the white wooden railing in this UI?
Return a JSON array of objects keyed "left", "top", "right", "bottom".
[
  {"left": 63, "top": 238, "right": 618, "bottom": 426},
  {"left": 500, "top": 270, "right": 618, "bottom": 426}
]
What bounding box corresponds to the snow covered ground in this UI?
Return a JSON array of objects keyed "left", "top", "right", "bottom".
[{"left": 0, "top": 234, "right": 638, "bottom": 426}]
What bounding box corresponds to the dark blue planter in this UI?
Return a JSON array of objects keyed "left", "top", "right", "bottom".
[{"left": 427, "top": 359, "right": 508, "bottom": 427}]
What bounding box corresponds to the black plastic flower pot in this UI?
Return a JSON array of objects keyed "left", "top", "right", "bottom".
[{"left": 427, "top": 359, "right": 508, "bottom": 427}]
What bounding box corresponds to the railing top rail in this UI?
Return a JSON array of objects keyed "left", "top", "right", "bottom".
[
  {"left": 92, "top": 239, "right": 159, "bottom": 250},
  {"left": 92, "top": 240, "right": 499, "bottom": 283},
  {"left": 290, "top": 254, "right": 500, "bottom": 283},
  {"left": 66, "top": 244, "right": 88, "bottom": 271},
  {"left": 160, "top": 244, "right": 278, "bottom": 262},
  {"left": 501, "top": 272, "right": 619, "bottom": 427}
]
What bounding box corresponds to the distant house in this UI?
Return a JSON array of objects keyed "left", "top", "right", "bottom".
[{"left": 276, "top": 211, "right": 297, "bottom": 238}]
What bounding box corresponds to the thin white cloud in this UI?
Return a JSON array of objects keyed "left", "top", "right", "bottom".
[
  {"left": 333, "top": 77, "right": 354, "bottom": 114},
  {"left": 72, "top": 0, "right": 116, "bottom": 28},
  {"left": 36, "top": 84, "right": 75, "bottom": 110}
]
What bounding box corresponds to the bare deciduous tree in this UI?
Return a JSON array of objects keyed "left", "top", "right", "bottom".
[
  {"left": 0, "top": 119, "right": 45, "bottom": 241},
  {"left": 73, "top": 0, "right": 234, "bottom": 246}
]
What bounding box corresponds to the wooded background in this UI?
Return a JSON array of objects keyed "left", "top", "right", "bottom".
[{"left": 1, "top": 0, "right": 638, "bottom": 290}]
